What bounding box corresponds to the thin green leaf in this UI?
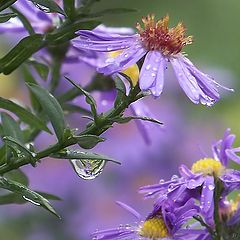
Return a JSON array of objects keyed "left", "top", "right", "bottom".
[
  {"left": 3, "top": 136, "right": 36, "bottom": 166},
  {"left": 63, "top": 0, "right": 75, "bottom": 18},
  {"left": 0, "top": 177, "right": 60, "bottom": 217},
  {"left": 65, "top": 77, "right": 98, "bottom": 120},
  {"left": 114, "top": 76, "right": 127, "bottom": 108},
  {"left": 0, "top": 34, "right": 45, "bottom": 75},
  {"left": 27, "top": 83, "right": 66, "bottom": 142},
  {"left": 0, "top": 0, "right": 18, "bottom": 11},
  {"left": 51, "top": 149, "right": 120, "bottom": 165},
  {"left": 5, "top": 169, "right": 29, "bottom": 186},
  {"left": 0, "top": 13, "right": 17, "bottom": 23},
  {"left": 0, "top": 193, "right": 26, "bottom": 205},
  {"left": 74, "top": 134, "right": 104, "bottom": 149},
  {"left": 29, "top": 0, "right": 66, "bottom": 15},
  {"left": 27, "top": 60, "right": 49, "bottom": 80},
  {"left": 114, "top": 116, "right": 163, "bottom": 125},
  {"left": 10, "top": 6, "right": 35, "bottom": 35},
  {"left": 22, "top": 66, "right": 43, "bottom": 112},
  {"left": 0, "top": 145, "right": 7, "bottom": 165},
  {"left": 35, "top": 192, "right": 62, "bottom": 201},
  {"left": 1, "top": 113, "right": 24, "bottom": 143},
  {"left": 0, "top": 97, "right": 51, "bottom": 134}
]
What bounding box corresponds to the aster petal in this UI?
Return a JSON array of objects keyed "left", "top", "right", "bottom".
[
  {"left": 98, "top": 44, "right": 146, "bottom": 74},
  {"left": 226, "top": 147, "right": 240, "bottom": 164},
  {"left": 115, "top": 201, "right": 141, "bottom": 220},
  {"left": 182, "top": 55, "right": 234, "bottom": 93},
  {"left": 212, "top": 128, "right": 236, "bottom": 166},
  {"left": 139, "top": 51, "right": 166, "bottom": 97},
  {"left": 170, "top": 56, "right": 218, "bottom": 106},
  {"left": 179, "top": 164, "right": 196, "bottom": 178},
  {"left": 200, "top": 176, "right": 215, "bottom": 226},
  {"left": 77, "top": 29, "right": 136, "bottom": 41}
]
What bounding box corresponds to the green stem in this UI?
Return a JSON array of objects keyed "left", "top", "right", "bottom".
[
  {"left": 213, "top": 177, "right": 224, "bottom": 240},
  {"left": 0, "top": 86, "right": 140, "bottom": 175}
]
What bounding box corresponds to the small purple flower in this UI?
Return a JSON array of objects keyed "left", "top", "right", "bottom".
[
  {"left": 91, "top": 199, "right": 204, "bottom": 240},
  {"left": 0, "top": 0, "right": 63, "bottom": 34},
  {"left": 140, "top": 129, "right": 240, "bottom": 226},
  {"left": 73, "top": 14, "right": 233, "bottom": 105}
]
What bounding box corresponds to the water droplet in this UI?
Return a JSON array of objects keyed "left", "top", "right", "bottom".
[
  {"left": 23, "top": 196, "right": 41, "bottom": 206},
  {"left": 124, "top": 54, "right": 128, "bottom": 58},
  {"left": 33, "top": 2, "right": 51, "bottom": 13},
  {"left": 107, "top": 46, "right": 113, "bottom": 51},
  {"left": 159, "top": 179, "right": 165, "bottom": 184},
  {"left": 208, "top": 184, "right": 215, "bottom": 191},
  {"left": 151, "top": 73, "right": 156, "bottom": 77},
  {"left": 70, "top": 159, "right": 106, "bottom": 180},
  {"left": 145, "top": 64, "right": 151, "bottom": 70},
  {"left": 153, "top": 67, "right": 158, "bottom": 71},
  {"left": 171, "top": 175, "right": 179, "bottom": 181},
  {"left": 188, "top": 179, "right": 196, "bottom": 189}
]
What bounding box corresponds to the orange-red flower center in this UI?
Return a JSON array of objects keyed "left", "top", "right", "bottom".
[{"left": 136, "top": 14, "right": 193, "bottom": 55}]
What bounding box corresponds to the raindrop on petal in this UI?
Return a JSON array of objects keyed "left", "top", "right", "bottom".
[
  {"left": 208, "top": 184, "right": 215, "bottom": 191},
  {"left": 70, "top": 159, "right": 106, "bottom": 180}
]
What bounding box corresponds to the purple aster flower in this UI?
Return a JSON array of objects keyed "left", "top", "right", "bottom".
[
  {"left": 140, "top": 129, "right": 240, "bottom": 226},
  {"left": 0, "top": 0, "right": 63, "bottom": 34},
  {"left": 91, "top": 199, "right": 205, "bottom": 240},
  {"left": 72, "top": 14, "right": 233, "bottom": 105}
]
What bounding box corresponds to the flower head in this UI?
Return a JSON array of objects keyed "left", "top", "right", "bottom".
[
  {"left": 92, "top": 199, "right": 201, "bottom": 240},
  {"left": 140, "top": 129, "right": 240, "bottom": 226},
  {"left": 0, "top": 0, "right": 62, "bottom": 34},
  {"left": 136, "top": 14, "right": 193, "bottom": 55},
  {"left": 73, "top": 14, "right": 233, "bottom": 104}
]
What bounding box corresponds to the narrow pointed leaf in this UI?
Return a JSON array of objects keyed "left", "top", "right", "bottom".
[
  {"left": 10, "top": 6, "right": 35, "bottom": 35},
  {"left": 27, "top": 83, "right": 66, "bottom": 142},
  {"left": 29, "top": 0, "right": 66, "bottom": 15},
  {"left": 1, "top": 113, "right": 24, "bottom": 143},
  {"left": 0, "top": 97, "right": 51, "bottom": 134},
  {"left": 0, "top": 13, "right": 17, "bottom": 23},
  {"left": 74, "top": 134, "right": 104, "bottom": 149},
  {"left": 114, "top": 116, "right": 163, "bottom": 125},
  {"left": 0, "top": 34, "right": 45, "bottom": 74},
  {"left": 0, "top": 177, "right": 60, "bottom": 217},
  {"left": 51, "top": 149, "right": 120, "bottom": 165},
  {"left": 5, "top": 169, "right": 29, "bottom": 186},
  {"left": 27, "top": 60, "right": 49, "bottom": 80},
  {"left": 65, "top": 77, "right": 97, "bottom": 120},
  {"left": 0, "top": 0, "right": 18, "bottom": 11}
]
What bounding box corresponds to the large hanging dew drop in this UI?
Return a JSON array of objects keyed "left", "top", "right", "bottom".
[{"left": 70, "top": 159, "right": 106, "bottom": 180}]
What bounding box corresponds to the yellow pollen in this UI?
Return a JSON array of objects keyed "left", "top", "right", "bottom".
[
  {"left": 109, "top": 51, "right": 139, "bottom": 86},
  {"left": 138, "top": 217, "right": 169, "bottom": 239},
  {"left": 191, "top": 158, "right": 224, "bottom": 176},
  {"left": 136, "top": 14, "right": 193, "bottom": 55}
]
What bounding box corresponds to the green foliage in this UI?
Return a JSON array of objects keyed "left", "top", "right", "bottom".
[
  {"left": 0, "top": 97, "right": 51, "bottom": 134},
  {"left": 28, "top": 0, "right": 65, "bottom": 15},
  {"left": 0, "top": 12, "right": 17, "bottom": 23},
  {"left": 0, "top": 177, "right": 60, "bottom": 217},
  {"left": 27, "top": 84, "right": 66, "bottom": 142}
]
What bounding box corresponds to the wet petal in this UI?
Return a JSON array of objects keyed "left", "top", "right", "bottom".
[{"left": 139, "top": 51, "right": 166, "bottom": 97}]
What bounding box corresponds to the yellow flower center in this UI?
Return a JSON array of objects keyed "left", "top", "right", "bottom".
[
  {"left": 191, "top": 158, "right": 224, "bottom": 176},
  {"left": 109, "top": 51, "right": 139, "bottom": 86},
  {"left": 136, "top": 14, "right": 193, "bottom": 55},
  {"left": 138, "top": 217, "right": 169, "bottom": 239}
]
